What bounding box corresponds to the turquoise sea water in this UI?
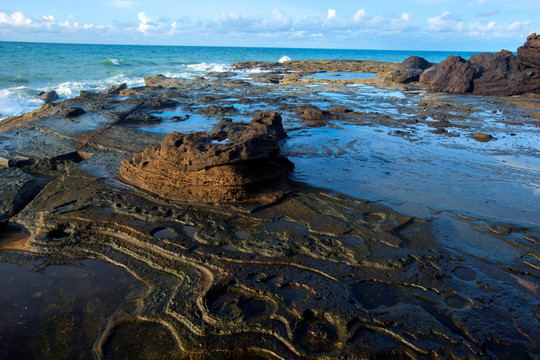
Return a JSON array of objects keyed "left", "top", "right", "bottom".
[{"left": 0, "top": 41, "right": 477, "bottom": 119}]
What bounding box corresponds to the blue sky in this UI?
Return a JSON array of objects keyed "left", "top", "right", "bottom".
[{"left": 0, "top": 0, "right": 538, "bottom": 51}]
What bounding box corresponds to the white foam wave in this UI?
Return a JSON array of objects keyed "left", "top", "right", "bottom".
[
  {"left": 56, "top": 81, "right": 85, "bottom": 97},
  {"left": 187, "top": 63, "right": 232, "bottom": 73},
  {"left": 279, "top": 56, "right": 291, "bottom": 63},
  {"left": 162, "top": 71, "right": 197, "bottom": 79},
  {"left": 0, "top": 74, "right": 147, "bottom": 120},
  {"left": 0, "top": 87, "right": 42, "bottom": 120}
]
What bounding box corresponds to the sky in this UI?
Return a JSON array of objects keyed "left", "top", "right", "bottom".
[{"left": 0, "top": 0, "right": 538, "bottom": 51}]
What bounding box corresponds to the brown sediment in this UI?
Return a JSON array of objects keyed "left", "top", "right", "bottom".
[{"left": 0, "top": 229, "right": 31, "bottom": 250}]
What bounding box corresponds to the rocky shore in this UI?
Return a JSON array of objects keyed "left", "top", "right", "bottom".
[{"left": 1, "top": 37, "right": 539, "bottom": 360}]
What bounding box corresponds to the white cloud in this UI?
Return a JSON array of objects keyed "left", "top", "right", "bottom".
[
  {"left": 257, "top": 8, "right": 292, "bottom": 31},
  {"left": 506, "top": 20, "right": 531, "bottom": 31},
  {"left": 0, "top": 11, "right": 33, "bottom": 26},
  {"left": 354, "top": 9, "right": 366, "bottom": 23},
  {"left": 428, "top": 12, "right": 454, "bottom": 32},
  {"left": 327, "top": 9, "right": 336, "bottom": 20},
  {"left": 402, "top": 13, "right": 411, "bottom": 22},
  {"left": 138, "top": 12, "right": 158, "bottom": 34}
]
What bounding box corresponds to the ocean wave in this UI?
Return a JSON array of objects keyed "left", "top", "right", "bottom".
[
  {"left": 279, "top": 56, "right": 291, "bottom": 63},
  {"left": 187, "top": 62, "right": 232, "bottom": 73},
  {"left": 0, "top": 74, "right": 146, "bottom": 120},
  {"left": 0, "top": 87, "right": 42, "bottom": 120},
  {"left": 162, "top": 71, "right": 197, "bottom": 79},
  {"left": 101, "top": 58, "right": 124, "bottom": 66}
]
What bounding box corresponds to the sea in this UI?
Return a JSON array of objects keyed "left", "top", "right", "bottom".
[{"left": 0, "top": 41, "right": 477, "bottom": 120}]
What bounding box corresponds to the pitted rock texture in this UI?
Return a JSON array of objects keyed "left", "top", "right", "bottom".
[{"left": 119, "top": 112, "right": 293, "bottom": 203}]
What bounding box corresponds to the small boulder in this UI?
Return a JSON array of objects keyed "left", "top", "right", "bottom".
[
  {"left": 38, "top": 90, "right": 59, "bottom": 103},
  {"left": 472, "top": 133, "right": 493, "bottom": 142},
  {"left": 402, "top": 56, "right": 433, "bottom": 71},
  {"left": 385, "top": 56, "right": 432, "bottom": 83}
]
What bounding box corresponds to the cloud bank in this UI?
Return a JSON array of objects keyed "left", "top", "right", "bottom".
[{"left": 0, "top": 6, "right": 537, "bottom": 50}]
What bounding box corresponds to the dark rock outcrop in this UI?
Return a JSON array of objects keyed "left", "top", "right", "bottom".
[
  {"left": 517, "top": 33, "right": 540, "bottom": 69},
  {"left": 296, "top": 105, "right": 331, "bottom": 127},
  {"left": 430, "top": 56, "right": 476, "bottom": 93},
  {"left": 38, "top": 90, "right": 59, "bottom": 103},
  {"left": 100, "top": 83, "right": 128, "bottom": 95},
  {"left": 423, "top": 34, "right": 540, "bottom": 96},
  {"left": 119, "top": 112, "right": 293, "bottom": 203},
  {"left": 385, "top": 56, "right": 433, "bottom": 83}
]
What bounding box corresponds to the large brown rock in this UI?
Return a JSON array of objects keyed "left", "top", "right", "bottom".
[
  {"left": 425, "top": 34, "right": 540, "bottom": 96},
  {"left": 468, "top": 50, "right": 539, "bottom": 96},
  {"left": 430, "top": 56, "right": 476, "bottom": 93},
  {"left": 119, "top": 112, "right": 293, "bottom": 203},
  {"left": 517, "top": 33, "right": 540, "bottom": 69}
]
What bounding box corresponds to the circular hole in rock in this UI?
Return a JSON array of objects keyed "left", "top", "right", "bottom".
[
  {"left": 444, "top": 295, "right": 468, "bottom": 309},
  {"left": 350, "top": 281, "right": 401, "bottom": 310},
  {"left": 47, "top": 224, "right": 73, "bottom": 241},
  {"left": 151, "top": 227, "right": 177, "bottom": 239},
  {"left": 238, "top": 296, "right": 271, "bottom": 319},
  {"left": 452, "top": 267, "right": 477, "bottom": 281},
  {"left": 362, "top": 213, "right": 384, "bottom": 223}
]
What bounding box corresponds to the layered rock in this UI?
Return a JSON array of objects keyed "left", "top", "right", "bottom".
[
  {"left": 517, "top": 33, "right": 540, "bottom": 69},
  {"left": 422, "top": 33, "right": 540, "bottom": 96},
  {"left": 119, "top": 112, "right": 293, "bottom": 203}
]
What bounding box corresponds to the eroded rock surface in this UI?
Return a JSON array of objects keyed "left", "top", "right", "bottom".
[{"left": 119, "top": 112, "right": 293, "bottom": 203}]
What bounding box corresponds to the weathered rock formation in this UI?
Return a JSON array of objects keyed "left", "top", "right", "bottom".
[
  {"left": 385, "top": 56, "right": 433, "bottom": 83},
  {"left": 517, "top": 32, "right": 540, "bottom": 68},
  {"left": 420, "top": 33, "right": 540, "bottom": 96},
  {"left": 119, "top": 112, "right": 293, "bottom": 203}
]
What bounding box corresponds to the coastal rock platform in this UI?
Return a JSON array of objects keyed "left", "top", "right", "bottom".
[{"left": 0, "top": 59, "right": 539, "bottom": 360}]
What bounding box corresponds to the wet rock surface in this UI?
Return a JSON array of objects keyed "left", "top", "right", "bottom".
[{"left": 0, "top": 59, "right": 538, "bottom": 359}]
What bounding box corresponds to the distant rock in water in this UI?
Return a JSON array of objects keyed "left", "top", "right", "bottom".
[
  {"left": 423, "top": 33, "right": 540, "bottom": 96},
  {"left": 119, "top": 112, "right": 294, "bottom": 204}
]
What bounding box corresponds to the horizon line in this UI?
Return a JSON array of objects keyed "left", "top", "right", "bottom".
[{"left": 0, "top": 39, "right": 492, "bottom": 54}]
